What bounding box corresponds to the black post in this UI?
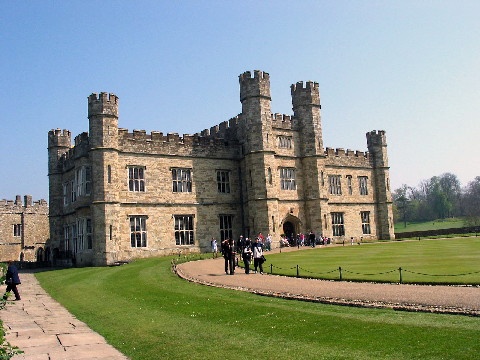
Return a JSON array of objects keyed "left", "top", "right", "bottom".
[
  {"left": 398, "top": 267, "right": 403, "bottom": 284},
  {"left": 339, "top": 266, "right": 342, "bottom": 281},
  {"left": 296, "top": 264, "right": 299, "bottom": 278}
]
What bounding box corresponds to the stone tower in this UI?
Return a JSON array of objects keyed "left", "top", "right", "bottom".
[
  {"left": 367, "top": 130, "right": 395, "bottom": 239},
  {"left": 47, "top": 128, "right": 71, "bottom": 248},
  {"left": 88, "top": 92, "right": 120, "bottom": 264},
  {"left": 238, "top": 71, "right": 272, "bottom": 236},
  {"left": 291, "top": 81, "right": 324, "bottom": 233}
]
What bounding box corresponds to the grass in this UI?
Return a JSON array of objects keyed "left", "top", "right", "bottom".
[
  {"left": 35, "top": 242, "right": 480, "bottom": 360},
  {"left": 394, "top": 217, "right": 465, "bottom": 233},
  {"left": 259, "top": 238, "right": 480, "bottom": 285}
]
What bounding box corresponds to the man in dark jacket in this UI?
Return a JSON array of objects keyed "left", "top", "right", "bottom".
[{"left": 3, "top": 261, "right": 21, "bottom": 301}]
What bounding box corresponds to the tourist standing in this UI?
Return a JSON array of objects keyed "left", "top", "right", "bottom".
[
  {"left": 211, "top": 237, "right": 218, "bottom": 258},
  {"left": 252, "top": 238, "right": 264, "bottom": 274},
  {"left": 242, "top": 239, "right": 252, "bottom": 274}
]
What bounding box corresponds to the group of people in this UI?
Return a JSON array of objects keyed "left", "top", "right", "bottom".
[{"left": 214, "top": 235, "right": 266, "bottom": 275}]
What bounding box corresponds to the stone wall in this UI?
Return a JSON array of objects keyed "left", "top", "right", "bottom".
[{"left": 0, "top": 196, "right": 49, "bottom": 262}]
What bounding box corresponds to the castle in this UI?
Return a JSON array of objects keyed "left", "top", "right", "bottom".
[
  {"left": 0, "top": 195, "right": 49, "bottom": 262},
  {"left": 48, "top": 70, "right": 394, "bottom": 266}
]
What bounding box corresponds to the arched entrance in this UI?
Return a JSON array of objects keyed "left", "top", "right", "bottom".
[{"left": 283, "top": 221, "right": 295, "bottom": 243}]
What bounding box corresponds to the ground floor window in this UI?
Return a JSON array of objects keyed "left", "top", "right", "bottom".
[
  {"left": 174, "top": 215, "right": 194, "bottom": 245},
  {"left": 361, "top": 211, "right": 371, "bottom": 234},
  {"left": 130, "top": 216, "right": 147, "bottom": 248},
  {"left": 331, "top": 212, "right": 345, "bottom": 236},
  {"left": 219, "top": 215, "right": 233, "bottom": 241}
]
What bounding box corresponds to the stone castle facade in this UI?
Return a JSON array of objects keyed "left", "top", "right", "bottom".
[
  {"left": 48, "top": 70, "right": 394, "bottom": 266},
  {"left": 0, "top": 195, "right": 49, "bottom": 262}
]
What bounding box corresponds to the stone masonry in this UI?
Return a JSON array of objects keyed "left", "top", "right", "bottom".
[
  {"left": 48, "top": 70, "right": 395, "bottom": 266},
  {"left": 0, "top": 195, "right": 49, "bottom": 262}
]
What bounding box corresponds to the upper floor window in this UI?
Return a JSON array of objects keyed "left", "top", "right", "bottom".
[
  {"left": 172, "top": 168, "right": 192, "bottom": 193},
  {"left": 130, "top": 216, "right": 147, "bottom": 248},
  {"left": 174, "top": 215, "right": 194, "bottom": 245},
  {"left": 63, "top": 183, "right": 69, "bottom": 206},
  {"left": 328, "top": 175, "right": 342, "bottom": 195},
  {"left": 331, "top": 212, "right": 345, "bottom": 236},
  {"left": 280, "top": 168, "right": 296, "bottom": 190},
  {"left": 13, "top": 224, "right": 22, "bottom": 237},
  {"left": 359, "top": 176, "right": 369, "bottom": 195},
  {"left": 129, "top": 166, "right": 145, "bottom": 192},
  {"left": 346, "top": 175, "right": 353, "bottom": 195},
  {"left": 361, "top": 211, "right": 371, "bottom": 234},
  {"left": 217, "top": 170, "right": 231, "bottom": 193},
  {"left": 76, "top": 166, "right": 91, "bottom": 197},
  {"left": 277, "top": 136, "right": 292, "bottom": 149}
]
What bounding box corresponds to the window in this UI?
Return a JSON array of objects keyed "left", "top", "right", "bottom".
[
  {"left": 71, "top": 223, "right": 77, "bottom": 254},
  {"left": 219, "top": 215, "right": 233, "bottom": 241},
  {"left": 174, "top": 215, "right": 194, "bottom": 245},
  {"left": 76, "top": 166, "right": 92, "bottom": 197},
  {"left": 86, "top": 219, "right": 92, "bottom": 249},
  {"left": 63, "top": 225, "right": 70, "bottom": 253},
  {"left": 346, "top": 175, "right": 353, "bottom": 195},
  {"left": 328, "top": 175, "right": 342, "bottom": 195},
  {"left": 77, "top": 218, "right": 85, "bottom": 251},
  {"left": 280, "top": 168, "right": 296, "bottom": 190},
  {"left": 63, "top": 183, "right": 69, "bottom": 206},
  {"left": 217, "top": 170, "right": 231, "bottom": 193},
  {"left": 70, "top": 179, "right": 76, "bottom": 203},
  {"left": 331, "top": 212, "right": 345, "bottom": 236},
  {"left": 361, "top": 211, "right": 371, "bottom": 234},
  {"left": 359, "top": 176, "right": 369, "bottom": 195},
  {"left": 129, "top": 167, "right": 145, "bottom": 192},
  {"left": 277, "top": 136, "right": 292, "bottom": 149},
  {"left": 268, "top": 167, "right": 272, "bottom": 185},
  {"left": 13, "top": 224, "right": 22, "bottom": 237},
  {"left": 130, "top": 216, "right": 147, "bottom": 248},
  {"left": 107, "top": 165, "right": 112, "bottom": 184},
  {"left": 172, "top": 168, "right": 192, "bottom": 193}
]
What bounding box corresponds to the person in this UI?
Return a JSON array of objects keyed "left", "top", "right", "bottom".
[
  {"left": 237, "top": 235, "right": 245, "bottom": 255},
  {"left": 211, "top": 237, "right": 218, "bottom": 258},
  {"left": 221, "top": 239, "right": 230, "bottom": 274},
  {"left": 227, "top": 238, "right": 236, "bottom": 275},
  {"left": 309, "top": 230, "right": 316, "bottom": 247},
  {"left": 252, "top": 238, "right": 264, "bottom": 274},
  {"left": 242, "top": 239, "right": 252, "bottom": 274},
  {"left": 3, "top": 261, "right": 21, "bottom": 301},
  {"left": 265, "top": 234, "right": 272, "bottom": 251}
]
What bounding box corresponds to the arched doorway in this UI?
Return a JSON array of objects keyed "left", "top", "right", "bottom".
[{"left": 283, "top": 221, "right": 295, "bottom": 245}]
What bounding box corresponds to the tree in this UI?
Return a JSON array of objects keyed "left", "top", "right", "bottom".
[{"left": 463, "top": 177, "right": 480, "bottom": 231}]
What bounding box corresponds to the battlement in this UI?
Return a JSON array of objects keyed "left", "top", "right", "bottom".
[
  {"left": 88, "top": 92, "right": 119, "bottom": 118},
  {"left": 239, "top": 70, "right": 271, "bottom": 102},
  {"left": 291, "top": 81, "right": 320, "bottom": 108},
  {"left": 271, "top": 113, "right": 295, "bottom": 130},
  {"left": 0, "top": 195, "right": 48, "bottom": 210},
  {"left": 325, "top": 147, "right": 369, "bottom": 159},
  {"left": 366, "top": 130, "right": 387, "bottom": 147},
  {"left": 48, "top": 128, "right": 71, "bottom": 148}
]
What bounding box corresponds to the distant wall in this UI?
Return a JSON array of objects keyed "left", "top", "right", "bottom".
[{"left": 395, "top": 226, "right": 480, "bottom": 239}]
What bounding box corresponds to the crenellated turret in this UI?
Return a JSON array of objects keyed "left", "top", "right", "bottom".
[
  {"left": 88, "top": 92, "right": 119, "bottom": 149},
  {"left": 366, "top": 130, "right": 388, "bottom": 168},
  {"left": 238, "top": 70, "right": 272, "bottom": 153},
  {"left": 291, "top": 81, "right": 323, "bottom": 155},
  {"left": 47, "top": 129, "right": 71, "bottom": 173}
]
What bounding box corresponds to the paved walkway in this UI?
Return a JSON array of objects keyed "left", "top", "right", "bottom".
[
  {"left": 176, "top": 247, "right": 480, "bottom": 316},
  {"left": 0, "top": 271, "right": 128, "bottom": 360}
]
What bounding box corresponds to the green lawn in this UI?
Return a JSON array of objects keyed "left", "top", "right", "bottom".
[
  {"left": 394, "top": 217, "right": 465, "bottom": 233},
  {"left": 35, "top": 242, "right": 480, "bottom": 360},
  {"left": 260, "top": 238, "right": 480, "bottom": 285}
]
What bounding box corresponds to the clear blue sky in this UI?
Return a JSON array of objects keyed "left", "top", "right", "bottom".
[{"left": 1, "top": 1, "right": 479, "bottom": 201}]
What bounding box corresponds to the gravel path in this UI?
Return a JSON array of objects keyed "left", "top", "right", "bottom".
[{"left": 175, "top": 248, "right": 480, "bottom": 316}]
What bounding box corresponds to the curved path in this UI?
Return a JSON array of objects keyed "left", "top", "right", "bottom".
[{"left": 176, "top": 248, "right": 480, "bottom": 316}]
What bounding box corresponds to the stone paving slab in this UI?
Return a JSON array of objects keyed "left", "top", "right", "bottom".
[{"left": 0, "top": 272, "right": 128, "bottom": 360}]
